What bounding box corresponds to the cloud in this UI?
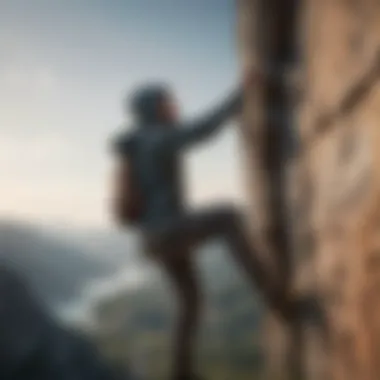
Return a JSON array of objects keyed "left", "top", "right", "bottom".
[
  {"left": 0, "top": 132, "right": 110, "bottom": 227},
  {"left": 0, "top": 133, "right": 69, "bottom": 169},
  {"left": 0, "top": 63, "right": 60, "bottom": 133},
  {"left": 1, "top": 65, "right": 57, "bottom": 94}
]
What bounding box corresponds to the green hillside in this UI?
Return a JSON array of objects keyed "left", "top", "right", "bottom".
[{"left": 92, "top": 245, "right": 265, "bottom": 380}]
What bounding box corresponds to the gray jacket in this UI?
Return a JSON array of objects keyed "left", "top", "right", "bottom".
[{"left": 113, "top": 85, "right": 242, "bottom": 231}]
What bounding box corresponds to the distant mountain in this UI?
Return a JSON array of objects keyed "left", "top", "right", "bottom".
[
  {"left": 0, "top": 220, "right": 136, "bottom": 311},
  {"left": 0, "top": 265, "right": 132, "bottom": 380},
  {"left": 44, "top": 224, "right": 141, "bottom": 266},
  {"left": 0, "top": 219, "right": 266, "bottom": 378}
]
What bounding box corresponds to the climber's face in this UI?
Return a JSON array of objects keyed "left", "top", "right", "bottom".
[{"left": 158, "top": 94, "right": 180, "bottom": 125}]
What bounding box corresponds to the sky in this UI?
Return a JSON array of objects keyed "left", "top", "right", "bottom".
[{"left": 0, "top": 0, "right": 245, "bottom": 228}]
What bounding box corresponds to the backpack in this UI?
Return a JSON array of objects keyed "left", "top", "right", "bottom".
[{"left": 113, "top": 155, "right": 143, "bottom": 225}]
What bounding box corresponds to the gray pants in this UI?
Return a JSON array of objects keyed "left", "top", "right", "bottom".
[{"left": 142, "top": 204, "right": 269, "bottom": 380}]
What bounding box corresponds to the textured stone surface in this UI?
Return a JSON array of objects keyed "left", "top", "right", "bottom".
[
  {"left": 238, "top": 0, "right": 380, "bottom": 379},
  {"left": 299, "top": 1, "right": 380, "bottom": 379}
]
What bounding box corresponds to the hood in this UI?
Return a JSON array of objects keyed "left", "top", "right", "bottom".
[{"left": 129, "top": 83, "right": 170, "bottom": 125}]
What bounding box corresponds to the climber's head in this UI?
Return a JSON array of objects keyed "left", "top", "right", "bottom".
[{"left": 127, "top": 83, "right": 179, "bottom": 126}]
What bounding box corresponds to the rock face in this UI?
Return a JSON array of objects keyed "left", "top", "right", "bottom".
[
  {"left": 299, "top": 1, "right": 380, "bottom": 379},
  {"left": 0, "top": 265, "right": 130, "bottom": 380},
  {"left": 237, "top": 0, "right": 380, "bottom": 379}
]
